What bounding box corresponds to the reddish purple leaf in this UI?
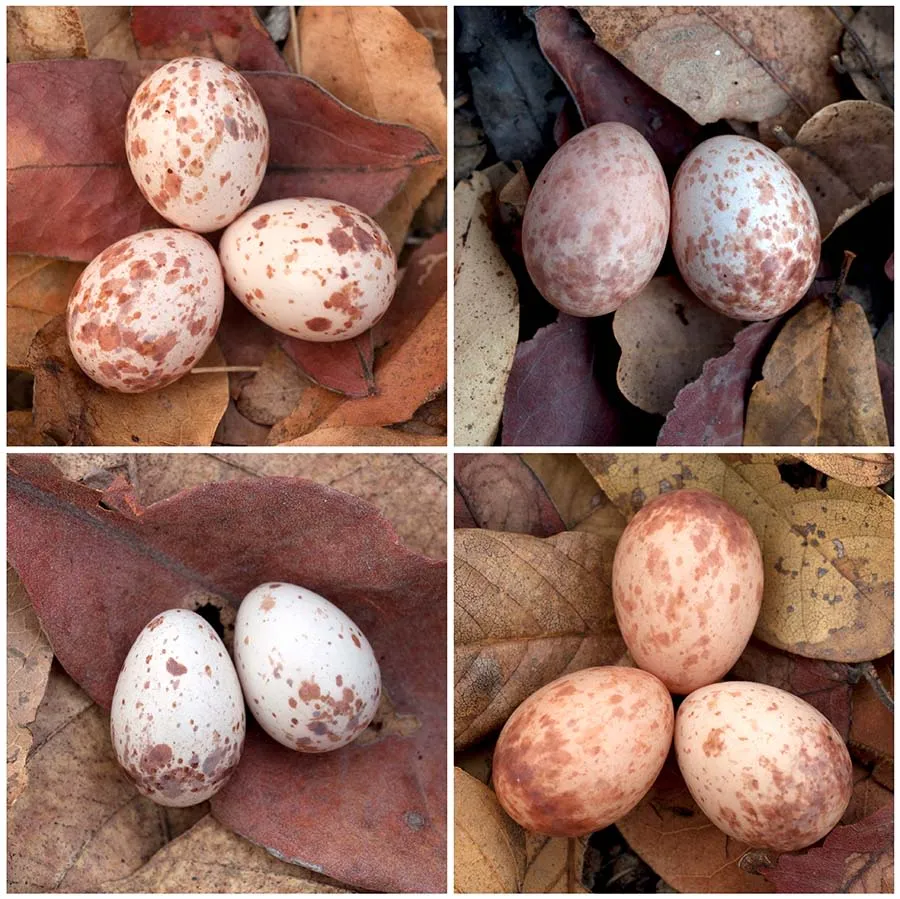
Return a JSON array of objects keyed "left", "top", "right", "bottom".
[
  {"left": 533, "top": 7, "right": 702, "bottom": 172},
  {"left": 7, "top": 456, "right": 446, "bottom": 893},
  {"left": 501, "top": 314, "right": 624, "bottom": 446},
  {"left": 454, "top": 487, "right": 478, "bottom": 529},
  {"left": 132, "top": 6, "right": 289, "bottom": 72},
  {"left": 279, "top": 332, "right": 376, "bottom": 398},
  {"left": 658, "top": 319, "right": 781, "bottom": 446},
  {"left": 9, "top": 60, "right": 439, "bottom": 260}
]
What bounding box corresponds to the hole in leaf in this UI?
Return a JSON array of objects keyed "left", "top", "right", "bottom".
[
  {"left": 777, "top": 461, "right": 828, "bottom": 491},
  {"left": 97, "top": 500, "right": 115, "bottom": 511},
  {"left": 193, "top": 602, "right": 225, "bottom": 641}
]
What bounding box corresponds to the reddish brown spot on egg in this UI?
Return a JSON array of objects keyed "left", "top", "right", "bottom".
[
  {"left": 306, "top": 317, "right": 332, "bottom": 332},
  {"left": 166, "top": 658, "right": 187, "bottom": 676}
]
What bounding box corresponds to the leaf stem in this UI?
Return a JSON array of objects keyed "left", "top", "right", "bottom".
[{"left": 828, "top": 251, "right": 856, "bottom": 308}]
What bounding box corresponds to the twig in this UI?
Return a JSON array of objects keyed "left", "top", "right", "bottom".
[
  {"left": 771, "top": 125, "right": 795, "bottom": 148},
  {"left": 859, "top": 661, "right": 894, "bottom": 713},
  {"left": 827, "top": 250, "right": 856, "bottom": 308},
  {"left": 190, "top": 366, "right": 260, "bottom": 374}
]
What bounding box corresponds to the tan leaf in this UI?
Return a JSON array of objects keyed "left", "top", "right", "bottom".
[
  {"left": 297, "top": 6, "right": 446, "bottom": 250},
  {"left": 213, "top": 400, "right": 272, "bottom": 446},
  {"left": 454, "top": 529, "right": 626, "bottom": 749},
  {"left": 8, "top": 6, "right": 88, "bottom": 60},
  {"left": 579, "top": 453, "right": 893, "bottom": 662},
  {"left": 797, "top": 453, "right": 894, "bottom": 487},
  {"left": 613, "top": 276, "right": 744, "bottom": 415},
  {"left": 454, "top": 171, "right": 520, "bottom": 445},
  {"left": 839, "top": 8, "right": 893, "bottom": 108},
  {"left": 744, "top": 299, "right": 889, "bottom": 446},
  {"left": 280, "top": 426, "right": 445, "bottom": 447},
  {"left": 236, "top": 346, "right": 309, "bottom": 426},
  {"left": 80, "top": 7, "right": 138, "bottom": 60},
  {"left": 400, "top": 7, "right": 447, "bottom": 93},
  {"left": 524, "top": 833, "right": 588, "bottom": 893},
  {"left": 101, "top": 815, "right": 349, "bottom": 893},
  {"left": 7, "top": 566, "right": 53, "bottom": 807},
  {"left": 778, "top": 100, "right": 893, "bottom": 239},
  {"left": 267, "top": 385, "right": 344, "bottom": 444},
  {"left": 454, "top": 768, "right": 525, "bottom": 893},
  {"left": 7, "top": 409, "right": 48, "bottom": 446},
  {"left": 393, "top": 392, "right": 447, "bottom": 437}
]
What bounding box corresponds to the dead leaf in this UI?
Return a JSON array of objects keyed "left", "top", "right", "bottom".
[
  {"left": 839, "top": 7, "right": 894, "bottom": 108},
  {"left": 849, "top": 658, "right": 893, "bottom": 763},
  {"left": 278, "top": 335, "right": 375, "bottom": 400},
  {"left": 401, "top": 6, "right": 448, "bottom": 92},
  {"left": 797, "top": 453, "right": 894, "bottom": 487},
  {"left": 7, "top": 410, "right": 48, "bottom": 447},
  {"left": 393, "top": 392, "right": 447, "bottom": 437},
  {"left": 778, "top": 100, "right": 893, "bottom": 239},
  {"left": 614, "top": 277, "right": 744, "bottom": 415},
  {"left": 8, "top": 6, "right": 88, "bottom": 60},
  {"left": 80, "top": 7, "right": 137, "bottom": 60},
  {"left": 579, "top": 453, "right": 893, "bottom": 662},
  {"left": 235, "top": 347, "right": 308, "bottom": 426},
  {"left": 658, "top": 319, "right": 781, "bottom": 446},
  {"left": 843, "top": 763, "right": 893, "bottom": 827},
  {"left": 280, "top": 426, "right": 446, "bottom": 447},
  {"left": 266, "top": 386, "right": 345, "bottom": 444},
  {"left": 744, "top": 299, "right": 889, "bottom": 446},
  {"left": 24, "top": 316, "right": 229, "bottom": 447},
  {"left": 524, "top": 833, "right": 588, "bottom": 893},
  {"left": 454, "top": 528, "right": 626, "bottom": 750},
  {"left": 213, "top": 402, "right": 272, "bottom": 446},
  {"left": 454, "top": 170, "right": 520, "bottom": 446}
]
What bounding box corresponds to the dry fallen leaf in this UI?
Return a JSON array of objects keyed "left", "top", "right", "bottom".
[
  {"left": 849, "top": 658, "right": 894, "bottom": 764},
  {"left": 8, "top": 6, "right": 138, "bottom": 62},
  {"left": 235, "top": 346, "right": 309, "bottom": 427},
  {"left": 454, "top": 528, "right": 626, "bottom": 750},
  {"left": 454, "top": 170, "right": 520, "bottom": 446},
  {"left": 744, "top": 299, "right": 889, "bottom": 447},
  {"left": 839, "top": 7, "right": 894, "bottom": 108},
  {"left": 778, "top": 100, "right": 893, "bottom": 239},
  {"left": 523, "top": 832, "right": 588, "bottom": 893},
  {"left": 613, "top": 276, "right": 744, "bottom": 416},
  {"left": 797, "top": 453, "right": 894, "bottom": 487},
  {"left": 520, "top": 454, "right": 616, "bottom": 531}
]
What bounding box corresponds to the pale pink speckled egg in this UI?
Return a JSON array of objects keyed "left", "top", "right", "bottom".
[
  {"left": 675, "top": 682, "right": 852, "bottom": 850},
  {"left": 522, "top": 123, "right": 670, "bottom": 317},
  {"left": 612, "top": 489, "right": 763, "bottom": 695},
  {"left": 66, "top": 229, "right": 224, "bottom": 392},
  {"left": 492, "top": 667, "right": 673, "bottom": 836},
  {"left": 219, "top": 197, "right": 397, "bottom": 341},
  {"left": 671, "top": 136, "right": 820, "bottom": 320},
  {"left": 233, "top": 583, "right": 382, "bottom": 752},
  {"left": 110, "top": 609, "right": 246, "bottom": 807},
  {"left": 126, "top": 57, "right": 269, "bottom": 232}
]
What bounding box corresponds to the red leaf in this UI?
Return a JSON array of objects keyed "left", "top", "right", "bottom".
[
  {"left": 501, "top": 314, "right": 624, "bottom": 446},
  {"left": 8, "top": 60, "right": 439, "bottom": 260},
  {"left": 279, "top": 332, "right": 376, "bottom": 398},
  {"left": 762, "top": 804, "right": 893, "bottom": 892},
  {"left": 131, "top": 6, "right": 289, "bottom": 72},
  {"left": 7, "top": 456, "right": 446, "bottom": 893},
  {"left": 658, "top": 319, "right": 780, "bottom": 446}
]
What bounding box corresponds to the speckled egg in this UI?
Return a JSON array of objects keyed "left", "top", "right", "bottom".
[
  {"left": 66, "top": 229, "right": 224, "bottom": 392},
  {"left": 671, "top": 136, "right": 820, "bottom": 320},
  {"left": 110, "top": 609, "right": 246, "bottom": 807},
  {"left": 522, "top": 123, "right": 670, "bottom": 317},
  {"left": 233, "top": 582, "right": 381, "bottom": 752},
  {"left": 675, "top": 682, "right": 853, "bottom": 850},
  {"left": 126, "top": 56, "right": 269, "bottom": 232},
  {"left": 612, "top": 489, "right": 764, "bottom": 695},
  {"left": 219, "top": 197, "right": 397, "bottom": 341},
  {"left": 492, "top": 667, "right": 673, "bottom": 836}
]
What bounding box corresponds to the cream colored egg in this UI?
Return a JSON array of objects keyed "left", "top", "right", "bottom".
[
  {"left": 675, "top": 681, "right": 853, "bottom": 850},
  {"left": 612, "top": 489, "right": 763, "bottom": 694}
]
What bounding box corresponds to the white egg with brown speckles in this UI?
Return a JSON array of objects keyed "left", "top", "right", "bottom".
[
  {"left": 66, "top": 229, "right": 225, "bottom": 392},
  {"left": 676, "top": 682, "right": 853, "bottom": 850},
  {"left": 219, "top": 197, "right": 397, "bottom": 341},
  {"left": 110, "top": 609, "right": 246, "bottom": 807},
  {"left": 234, "top": 582, "right": 381, "bottom": 752},
  {"left": 126, "top": 56, "right": 270, "bottom": 232}
]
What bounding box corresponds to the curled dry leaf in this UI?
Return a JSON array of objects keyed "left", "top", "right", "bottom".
[
  {"left": 579, "top": 453, "right": 893, "bottom": 662},
  {"left": 454, "top": 171, "right": 520, "bottom": 446},
  {"left": 577, "top": 6, "right": 842, "bottom": 139},
  {"left": 455, "top": 454, "right": 566, "bottom": 537},
  {"left": 7, "top": 457, "right": 446, "bottom": 892},
  {"left": 614, "top": 276, "right": 744, "bottom": 416},
  {"left": 796, "top": 453, "right": 894, "bottom": 487},
  {"left": 454, "top": 528, "right": 626, "bottom": 750},
  {"left": 839, "top": 7, "right": 894, "bottom": 108},
  {"left": 778, "top": 100, "right": 893, "bottom": 239},
  {"left": 24, "top": 315, "right": 229, "bottom": 447},
  {"left": 658, "top": 319, "right": 781, "bottom": 446},
  {"left": 744, "top": 299, "right": 889, "bottom": 447}
]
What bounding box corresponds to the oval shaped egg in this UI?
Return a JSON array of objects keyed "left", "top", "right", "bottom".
[
  {"left": 612, "top": 489, "right": 763, "bottom": 694},
  {"left": 66, "top": 229, "right": 224, "bottom": 392},
  {"left": 671, "top": 135, "right": 820, "bottom": 320},
  {"left": 126, "top": 56, "right": 269, "bottom": 232},
  {"left": 110, "top": 609, "right": 246, "bottom": 807},
  {"left": 234, "top": 582, "right": 381, "bottom": 752},
  {"left": 676, "top": 681, "right": 853, "bottom": 850},
  {"left": 522, "top": 122, "right": 669, "bottom": 317},
  {"left": 219, "top": 198, "right": 397, "bottom": 341},
  {"left": 492, "top": 667, "right": 673, "bottom": 836}
]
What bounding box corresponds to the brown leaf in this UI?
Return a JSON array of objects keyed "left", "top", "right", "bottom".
[
  {"left": 455, "top": 454, "right": 566, "bottom": 536},
  {"left": 235, "top": 347, "right": 309, "bottom": 426},
  {"left": 7, "top": 6, "right": 88, "bottom": 60},
  {"left": 849, "top": 658, "right": 894, "bottom": 763},
  {"left": 843, "top": 763, "right": 893, "bottom": 826},
  {"left": 266, "top": 386, "right": 345, "bottom": 444},
  {"left": 614, "top": 277, "right": 744, "bottom": 416},
  {"left": 523, "top": 832, "right": 588, "bottom": 893},
  {"left": 281, "top": 426, "right": 445, "bottom": 447},
  {"left": 278, "top": 334, "right": 375, "bottom": 399},
  {"left": 393, "top": 392, "right": 447, "bottom": 437},
  {"left": 213, "top": 401, "right": 273, "bottom": 446},
  {"left": 745, "top": 299, "right": 889, "bottom": 446},
  {"left": 401, "top": 7, "right": 448, "bottom": 93},
  {"left": 797, "top": 453, "right": 894, "bottom": 487},
  {"left": 7, "top": 410, "right": 48, "bottom": 447},
  {"left": 24, "top": 316, "right": 229, "bottom": 447},
  {"left": 778, "top": 100, "right": 893, "bottom": 239},
  {"left": 454, "top": 529, "right": 626, "bottom": 750},
  {"left": 80, "top": 7, "right": 138, "bottom": 61},
  {"left": 839, "top": 7, "right": 894, "bottom": 107}
]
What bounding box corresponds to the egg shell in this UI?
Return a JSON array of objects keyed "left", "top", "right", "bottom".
[
  {"left": 234, "top": 582, "right": 381, "bottom": 752},
  {"left": 612, "top": 489, "right": 763, "bottom": 695},
  {"left": 110, "top": 609, "right": 246, "bottom": 807},
  {"left": 675, "top": 681, "right": 853, "bottom": 850},
  {"left": 492, "top": 667, "right": 674, "bottom": 837},
  {"left": 126, "top": 56, "right": 269, "bottom": 232},
  {"left": 671, "top": 135, "right": 820, "bottom": 321},
  {"left": 219, "top": 198, "right": 397, "bottom": 342},
  {"left": 522, "top": 122, "right": 670, "bottom": 317},
  {"left": 66, "top": 229, "right": 225, "bottom": 392}
]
